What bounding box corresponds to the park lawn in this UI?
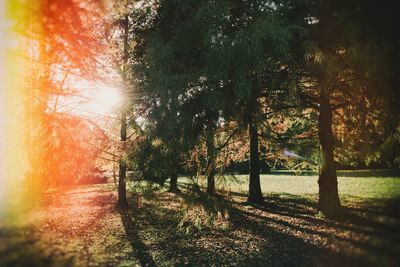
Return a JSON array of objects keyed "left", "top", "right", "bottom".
[
  {"left": 0, "top": 174, "right": 399, "bottom": 266},
  {"left": 204, "top": 174, "right": 400, "bottom": 199}
]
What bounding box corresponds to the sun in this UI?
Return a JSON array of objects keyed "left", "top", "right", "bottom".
[
  {"left": 96, "top": 84, "right": 122, "bottom": 109},
  {"left": 86, "top": 84, "right": 123, "bottom": 116},
  {"left": 53, "top": 79, "right": 124, "bottom": 117}
]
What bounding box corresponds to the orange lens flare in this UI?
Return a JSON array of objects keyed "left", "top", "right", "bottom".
[{"left": 1, "top": 0, "right": 108, "bottom": 218}]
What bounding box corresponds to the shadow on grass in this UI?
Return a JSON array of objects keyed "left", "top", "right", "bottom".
[
  {"left": 130, "top": 189, "right": 339, "bottom": 265},
  {"left": 118, "top": 180, "right": 400, "bottom": 266},
  {"left": 232, "top": 192, "right": 400, "bottom": 266},
  {"left": 0, "top": 227, "right": 74, "bottom": 267},
  {"left": 118, "top": 208, "right": 157, "bottom": 267},
  {"left": 169, "top": 182, "right": 400, "bottom": 266}
]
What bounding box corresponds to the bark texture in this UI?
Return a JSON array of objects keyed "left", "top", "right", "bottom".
[
  {"left": 318, "top": 95, "right": 341, "bottom": 217},
  {"left": 169, "top": 168, "right": 178, "bottom": 192},
  {"left": 247, "top": 116, "right": 264, "bottom": 204},
  {"left": 117, "top": 159, "right": 129, "bottom": 208}
]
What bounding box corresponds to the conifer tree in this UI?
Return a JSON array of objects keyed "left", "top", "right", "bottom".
[{"left": 132, "top": 0, "right": 297, "bottom": 203}]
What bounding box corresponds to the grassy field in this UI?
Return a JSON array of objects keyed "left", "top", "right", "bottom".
[
  {"left": 202, "top": 174, "right": 400, "bottom": 199},
  {"left": 1, "top": 174, "right": 399, "bottom": 266}
]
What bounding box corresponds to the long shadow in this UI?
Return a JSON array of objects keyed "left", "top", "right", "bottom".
[
  {"left": 231, "top": 190, "right": 400, "bottom": 239},
  {"left": 239, "top": 193, "right": 400, "bottom": 266},
  {"left": 228, "top": 206, "right": 369, "bottom": 267},
  {"left": 238, "top": 204, "right": 400, "bottom": 259},
  {"left": 172, "top": 188, "right": 367, "bottom": 266},
  {"left": 124, "top": 183, "right": 400, "bottom": 266},
  {"left": 127, "top": 191, "right": 319, "bottom": 266},
  {"left": 177, "top": 187, "right": 400, "bottom": 265},
  {"left": 118, "top": 208, "right": 157, "bottom": 267}
]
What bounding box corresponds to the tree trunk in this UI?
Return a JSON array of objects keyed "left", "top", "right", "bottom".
[
  {"left": 117, "top": 14, "right": 129, "bottom": 209},
  {"left": 318, "top": 95, "right": 341, "bottom": 217},
  {"left": 117, "top": 80, "right": 129, "bottom": 208},
  {"left": 247, "top": 116, "right": 264, "bottom": 204},
  {"left": 206, "top": 125, "right": 216, "bottom": 195},
  {"left": 118, "top": 159, "right": 129, "bottom": 208},
  {"left": 169, "top": 168, "right": 178, "bottom": 192},
  {"left": 117, "top": 108, "right": 128, "bottom": 208}
]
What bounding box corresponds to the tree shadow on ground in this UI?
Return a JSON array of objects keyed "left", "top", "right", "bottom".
[
  {"left": 0, "top": 227, "right": 75, "bottom": 267},
  {"left": 135, "top": 183, "right": 400, "bottom": 266},
  {"left": 4, "top": 183, "right": 398, "bottom": 266},
  {"left": 232, "top": 192, "right": 400, "bottom": 266},
  {"left": 118, "top": 207, "right": 158, "bottom": 267}
]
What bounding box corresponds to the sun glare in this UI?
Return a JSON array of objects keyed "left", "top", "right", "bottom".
[{"left": 86, "top": 84, "right": 123, "bottom": 116}]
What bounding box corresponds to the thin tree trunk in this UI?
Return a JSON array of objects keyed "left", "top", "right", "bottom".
[
  {"left": 207, "top": 169, "right": 216, "bottom": 194},
  {"left": 117, "top": 15, "right": 129, "bottom": 209},
  {"left": 118, "top": 159, "right": 128, "bottom": 208},
  {"left": 206, "top": 125, "right": 216, "bottom": 195},
  {"left": 169, "top": 93, "right": 180, "bottom": 192},
  {"left": 318, "top": 95, "right": 341, "bottom": 217},
  {"left": 117, "top": 110, "right": 128, "bottom": 208},
  {"left": 247, "top": 115, "right": 264, "bottom": 204},
  {"left": 169, "top": 140, "right": 179, "bottom": 192},
  {"left": 169, "top": 166, "right": 178, "bottom": 192}
]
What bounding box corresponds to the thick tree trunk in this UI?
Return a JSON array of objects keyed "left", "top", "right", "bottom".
[
  {"left": 318, "top": 96, "right": 341, "bottom": 217},
  {"left": 206, "top": 125, "right": 216, "bottom": 195},
  {"left": 247, "top": 116, "right": 264, "bottom": 204}
]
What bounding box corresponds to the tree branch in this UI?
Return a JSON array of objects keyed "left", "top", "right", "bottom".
[{"left": 216, "top": 129, "right": 239, "bottom": 151}]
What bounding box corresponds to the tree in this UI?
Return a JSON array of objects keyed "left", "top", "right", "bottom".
[
  {"left": 130, "top": 0, "right": 299, "bottom": 204},
  {"left": 131, "top": 0, "right": 208, "bottom": 192},
  {"left": 214, "top": 1, "right": 296, "bottom": 204},
  {"left": 291, "top": 0, "right": 400, "bottom": 217},
  {"left": 107, "top": 0, "right": 150, "bottom": 207},
  {"left": 117, "top": 13, "right": 130, "bottom": 208},
  {"left": 44, "top": 113, "right": 109, "bottom": 186}
]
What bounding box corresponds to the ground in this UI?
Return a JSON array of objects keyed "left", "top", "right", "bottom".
[{"left": 0, "top": 175, "right": 399, "bottom": 266}]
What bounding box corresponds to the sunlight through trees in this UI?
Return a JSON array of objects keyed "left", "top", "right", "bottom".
[{"left": 1, "top": 0, "right": 400, "bottom": 266}]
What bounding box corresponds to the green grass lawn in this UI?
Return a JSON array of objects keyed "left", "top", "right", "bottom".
[{"left": 188, "top": 174, "right": 400, "bottom": 200}]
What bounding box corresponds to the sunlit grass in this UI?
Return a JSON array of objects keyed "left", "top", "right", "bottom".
[{"left": 182, "top": 174, "right": 400, "bottom": 200}]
